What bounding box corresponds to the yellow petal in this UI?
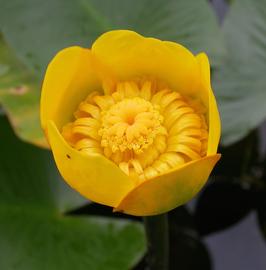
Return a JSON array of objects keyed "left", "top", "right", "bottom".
[
  {"left": 115, "top": 154, "right": 221, "bottom": 216},
  {"left": 41, "top": 46, "right": 111, "bottom": 132},
  {"left": 196, "top": 53, "right": 221, "bottom": 155},
  {"left": 92, "top": 30, "right": 200, "bottom": 95},
  {"left": 47, "top": 121, "right": 134, "bottom": 207}
]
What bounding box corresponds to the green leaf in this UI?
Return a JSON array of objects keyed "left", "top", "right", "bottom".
[
  {"left": 0, "top": 34, "right": 46, "bottom": 147},
  {"left": 0, "top": 0, "right": 224, "bottom": 74},
  {"left": 0, "top": 115, "right": 146, "bottom": 270},
  {"left": 214, "top": 0, "right": 266, "bottom": 145}
]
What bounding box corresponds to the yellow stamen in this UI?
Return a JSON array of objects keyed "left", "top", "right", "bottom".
[{"left": 62, "top": 80, "right": 208, "bottom": 182}]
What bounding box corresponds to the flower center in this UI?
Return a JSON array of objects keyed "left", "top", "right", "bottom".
[
  {"left": 62, "top": 80, "right": 208, "bottom": 183},
  {"left": 99, "top": 98, "right": 166, "bottom": 154}
]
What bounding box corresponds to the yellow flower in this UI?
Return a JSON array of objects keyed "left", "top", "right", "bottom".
[{"left": 40, "top": 30, "right": 221, "bottom": 216}]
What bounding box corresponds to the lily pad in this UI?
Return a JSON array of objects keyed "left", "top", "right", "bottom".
[
  {"left": 0, "top": 35, "right": 46, "bottom": 147},
  {"left": 0, "top": 0, "right": 224, "bottom": 74},
  {"left": 0, "top": 115, "right": 146, "bottom": 270},
  {"left": 214, "top": 0, "right": 266, "bottom": 145}
]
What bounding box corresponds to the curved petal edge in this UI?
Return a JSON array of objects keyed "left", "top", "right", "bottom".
[
  {"left": 115, "top": 154, "right": 221, "bottom": 216},
  {"left": 47, "top": 121, "right": 135, "bottom": 207},
  {"left": 196, "top": 52, "right": 221, "bottom": 155}
]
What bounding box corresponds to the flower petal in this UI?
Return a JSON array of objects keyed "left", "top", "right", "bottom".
[
  {"left": 41, "top": 46, "right": 113, "bottom": 132},
  {"left": 196, "top": 53, "right": 221, "bottom": 155},
  {"left": 92, "top": 30, "right": 200, "bottom": 95},
  {"left": 115, "top": 154, "right": 221, "bottom": 216},
  {"left": 47, "top": 121, "right": 135, "bottom": 207}
]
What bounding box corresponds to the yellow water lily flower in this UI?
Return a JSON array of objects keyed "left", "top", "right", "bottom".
[{"left": 41, "top": 30, "right": 221, "bottom": 216}]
